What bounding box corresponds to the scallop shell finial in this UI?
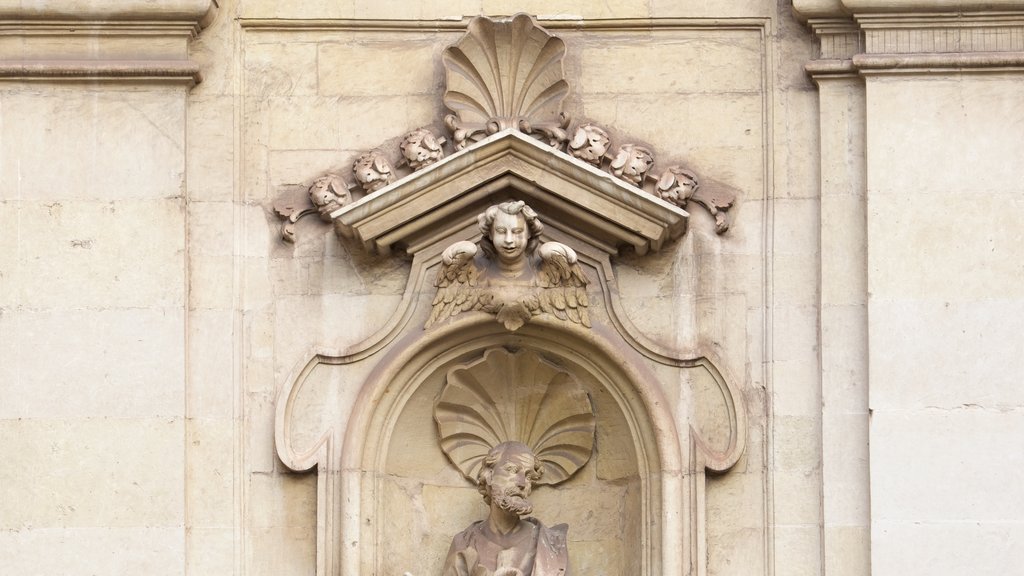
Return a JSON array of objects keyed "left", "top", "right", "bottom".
[
  {"left": 443, "top": 13, "right": 571, "bottom": 150},
  {"left": 434, "top": 348, "right": 596, "bottom": 486}
]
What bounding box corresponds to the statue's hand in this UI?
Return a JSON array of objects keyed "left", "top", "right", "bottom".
[
  {"left": 537, "top": 241, "right": 577, "bottom": 265},
  {"left": 442, "top": 240, "right": 478, "bottom": 265}
]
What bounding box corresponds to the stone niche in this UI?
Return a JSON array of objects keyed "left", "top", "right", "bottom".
[{"left": 274, "top": 14, "right": 745, "bottom": 576}]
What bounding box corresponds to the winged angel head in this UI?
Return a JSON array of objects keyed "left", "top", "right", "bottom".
[{"left": 427, "top": 201, "right": 591, "bottom": 332}]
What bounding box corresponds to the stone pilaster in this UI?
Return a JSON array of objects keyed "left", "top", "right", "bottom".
[
  {"left": 0, "top": 2, "right": 219, "bottom": 574},
  {"left": 794, "top": 1, "right": 1024, "bottom": 573}
]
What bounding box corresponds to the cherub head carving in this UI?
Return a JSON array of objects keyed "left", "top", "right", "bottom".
[
  {"left": 656, "top": 166, "right": 699, "bottom": 207},
  {"left": 352, "top": 149, "right": 394, "bottom": 193},
  {"left": 611, "top": 144, "right": 654, "bottom": 187},
  {"left": 478, "top": 201, "right": 544, "bottom": 264},
  {"left": 307, "top": 173, "right": 351, "bottom": 219},
  {"left": 567, "top": 124, "right": 610, "bottom": 167},
  {"left": 400, "top": 128, "right": 445, "bottom": 171}
]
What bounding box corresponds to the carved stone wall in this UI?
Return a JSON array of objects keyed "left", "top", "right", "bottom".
[{"left": 4, "top": 0, "right": 1023, "bottom": 575}]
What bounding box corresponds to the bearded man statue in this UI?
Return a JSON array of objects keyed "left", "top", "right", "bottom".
[{"left": 442, "top": 442, "right": 569, "bottom": 576}]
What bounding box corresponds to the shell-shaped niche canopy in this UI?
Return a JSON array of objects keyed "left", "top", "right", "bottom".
[
  {"left": 443, "top": 13, "right": 570, "bottom": 148},
  {"left": 434, "top": 347, "right": 596, "bottom": 486}
]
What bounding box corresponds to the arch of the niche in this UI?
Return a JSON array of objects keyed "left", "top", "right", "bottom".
[{"left": 336, "top": 315, "right": 687, "bottom": 576}]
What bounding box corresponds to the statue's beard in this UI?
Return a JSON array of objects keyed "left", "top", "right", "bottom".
[{"left": 493, "top": 487, "right": 533, "bottom": 517}]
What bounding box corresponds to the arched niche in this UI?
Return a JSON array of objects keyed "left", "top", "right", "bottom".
[{"left": 337, "top": 317, "right": 685, "bottom": 576}]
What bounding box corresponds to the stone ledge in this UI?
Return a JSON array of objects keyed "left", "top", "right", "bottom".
[
  {"left": 0, "top": 0, "right": 216, "bottom": 84},
  {"left": 0, "top": 0, "right": 217, "bottom": 27},
  {"left": 0, "top": 59, "right": 202, "bottom": 85},
  {"left": 854, "top": 50, "right": 1024, "bottom": 73}
]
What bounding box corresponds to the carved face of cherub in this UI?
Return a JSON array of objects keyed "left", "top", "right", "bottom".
[
  {"left": 490, "top": 211, "right": 529, "bottom": 265},
  {"left": 480, "top": 442, "right": 541, "bottom": 517},
  {"left": 568, "top": 124, "right": 610, "bottom": 166},
  {"left": 400, "top": 128, "right": 444, "bottom": 170},
  {"left": 657, "top": 167, "right": 699, "bottom": 206},
  {"left": 308, "top": 174, "right": 350, "bottom": 208},
  {"left": 611, "top": 144, "right": 654, "bottom": 186},
  {"left": 352, "top": 150, "right": 394, "bottom": 193}
]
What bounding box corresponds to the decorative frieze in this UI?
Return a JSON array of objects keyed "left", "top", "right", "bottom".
[{"left": 276, "top": 13, "right": 737, "bottom": 245}]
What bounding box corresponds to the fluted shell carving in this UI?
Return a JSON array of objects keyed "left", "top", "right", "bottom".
[
  {"left": 443, "top": 13, "right": 570, "bottom": 149},
  {"left": 434, "top": 348, "right": 596, "bottom": 486}
]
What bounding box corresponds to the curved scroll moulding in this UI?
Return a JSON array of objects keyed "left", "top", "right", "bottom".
[
  {"left": 435, "top": 348, "right": 597, "bottom": 485},
  {"left": 443, "top": 13, "right": 570, "bottom": 147}
]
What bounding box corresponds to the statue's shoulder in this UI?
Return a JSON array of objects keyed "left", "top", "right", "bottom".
[
  {"left": 449, "top": 520, "right": 486, "bottom": 549},
  {"left": 527, "top": 519, "right": 570, "bottom": 576}
]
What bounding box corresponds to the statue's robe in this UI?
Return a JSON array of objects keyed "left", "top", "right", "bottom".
[{"left": 442, "top": 517, "right": 569, "bottom": 576}]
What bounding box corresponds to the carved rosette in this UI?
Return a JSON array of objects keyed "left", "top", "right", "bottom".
[{"left": 434, "top": 347, "right": 597, "bottom": 485}]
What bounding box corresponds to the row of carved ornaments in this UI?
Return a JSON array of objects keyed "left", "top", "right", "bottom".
[{"left": 276, "top": 14, "right": 734, "bottom": 243}]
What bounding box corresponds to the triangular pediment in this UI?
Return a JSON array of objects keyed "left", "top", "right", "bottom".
[{"left": 330, "top": 129, "right": 688, "bottom": 256}]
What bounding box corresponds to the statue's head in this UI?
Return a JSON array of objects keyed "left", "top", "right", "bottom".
[
  {"left": 477, "top": 441, "right": 543, "bottom": 517},
  {"left": 478, "top": 201, "right": 544, "bottom": 264}
]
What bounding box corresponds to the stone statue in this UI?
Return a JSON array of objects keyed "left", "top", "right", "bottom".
[
  {"left": 432, "top": 347, "right": 596, "bottom": 576},
  {"left": 442, "top": 442, "right": 568, "bottom": 576},
  {"left": 426, "top": 200, "right": 590, "bottom": 331}
]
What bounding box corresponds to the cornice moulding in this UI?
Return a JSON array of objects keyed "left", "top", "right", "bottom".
[
  {"left": 0, "top": 1, "right": 216, "bottom": 84},
  {"left": 792, "top": 0, "right": 850, "bottom": 22},
  {"left": 854, "top": 50, "right": 1024, "bottom": 72},
  {"left": 0, "top": 59, "right": 201, "bottom": 85},
  {"left": 842, "top": 0, "right": 1024, "bottom": 12},
  {"left": 0, "top": 0, "right": 217, "bottom": 28}
]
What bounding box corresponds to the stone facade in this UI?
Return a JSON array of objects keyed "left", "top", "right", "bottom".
[{"left": 1, "top": 1, "right": 1022, "bottom": 575}]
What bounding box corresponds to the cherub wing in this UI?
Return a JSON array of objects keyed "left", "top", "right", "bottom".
[
  {"left": 426, "top": 242, "right": 485, "bottom": 328},
  {"left": 536, "top": 242, "right": 591, "bottom": 328}
]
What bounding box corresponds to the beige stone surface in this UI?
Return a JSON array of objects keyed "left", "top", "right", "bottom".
[
  {"left": 0, "top": 308, "right": 184, "bottom": 419},
  {"left": 0, "top": 88, "right": 186, "bottom": 201},
  {"left": 0, "top": 527, "right": 186, "bottom": 576},
  {"left": 0, "top": 418, "right": 185, "bottom": 527},
  {"left": 7, "top": 0, "right": 1022, "bottom": 575}
]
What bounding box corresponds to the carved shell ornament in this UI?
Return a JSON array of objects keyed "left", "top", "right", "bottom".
[
  {"left": 434, "top": 348, "right": 597, "bottom": 485},
  {"left": 274, "top": 13, "right": 737, "bottom": 242},
  {"left": 443, "top": 12, "right": 570, "bottom": 150}
]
